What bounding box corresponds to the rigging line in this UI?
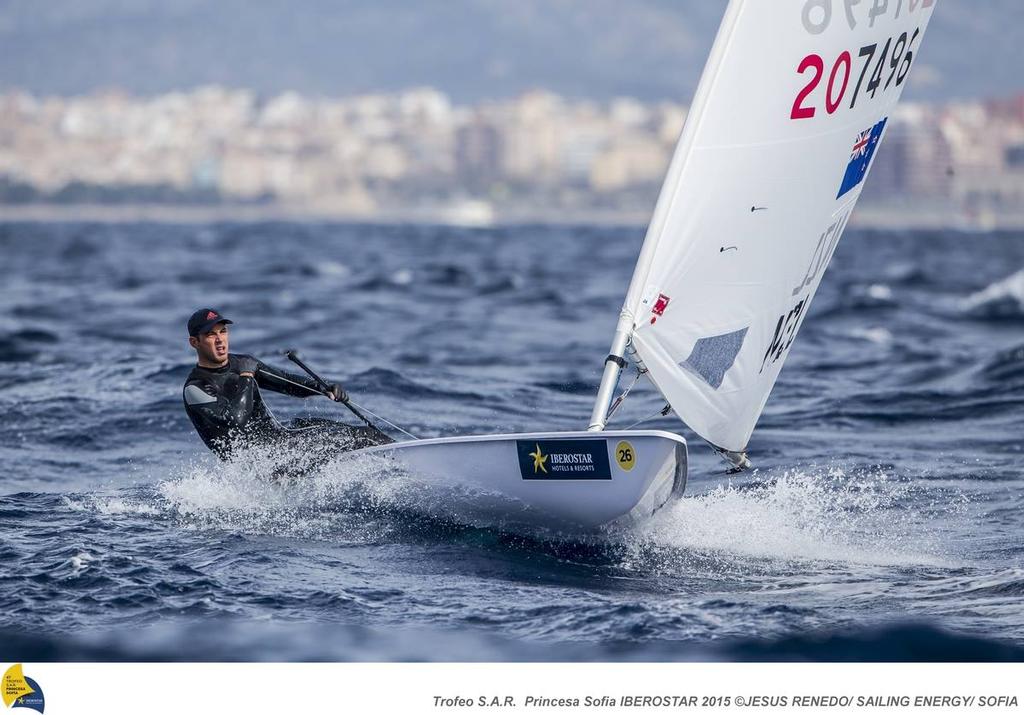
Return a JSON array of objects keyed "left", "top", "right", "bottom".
[
  {"left": 347, "top": 399, "right": 420, "bottom": 440},
  {"left": 624, "top": 403, "right": 672, "bottom": 430},
  {"left": 606, "top": 365, "right": 646, "bottom": 423}
]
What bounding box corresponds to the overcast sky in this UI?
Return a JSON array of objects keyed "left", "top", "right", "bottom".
[{"left": 1, "top": 0, "right": 1020, "bottom": 102}]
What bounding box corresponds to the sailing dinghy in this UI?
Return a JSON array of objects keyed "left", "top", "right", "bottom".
[{"left": 357, "top": 0, "right": 937, "bottom": 530}]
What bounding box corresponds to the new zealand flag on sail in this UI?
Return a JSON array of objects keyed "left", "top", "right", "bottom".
[{"left": 836, "top": 118, "right": 887, "bottom": 199}]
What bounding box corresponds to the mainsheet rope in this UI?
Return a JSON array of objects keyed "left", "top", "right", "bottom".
[{"left": 255, "top": 370, "right": 420, "bottom": 440}]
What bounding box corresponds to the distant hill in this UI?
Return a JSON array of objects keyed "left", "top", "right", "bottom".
[{"left": 0, "top": 0, "right": 1019, "bottom": 102}]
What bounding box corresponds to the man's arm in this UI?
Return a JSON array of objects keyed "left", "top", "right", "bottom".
[{"left": 252, "top": 359, "right": 325, "bottom": 398}]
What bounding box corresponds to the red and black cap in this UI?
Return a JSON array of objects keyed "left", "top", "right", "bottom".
[{"left": 187, "top": 308, "right": 233, "bottom": 337}]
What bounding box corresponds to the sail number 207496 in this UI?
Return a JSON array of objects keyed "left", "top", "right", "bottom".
[{"left": 790, "top": 27, "right": 920, "bottom": 120}]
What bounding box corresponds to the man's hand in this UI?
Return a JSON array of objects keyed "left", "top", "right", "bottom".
[
  {"left": 324, "top": 383, "right": 348, "bottom": 403},
  {"left": 235, "top": 356, "right": 259, "bottom": 377}
]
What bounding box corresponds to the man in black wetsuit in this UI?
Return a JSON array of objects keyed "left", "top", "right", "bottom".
[{"left": 182, "top": 308, "right": 391, "bottom": 459}]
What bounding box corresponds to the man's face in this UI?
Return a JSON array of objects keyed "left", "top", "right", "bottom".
[{"left": 189, "top": 322, "right": 230, "bottom": 366}]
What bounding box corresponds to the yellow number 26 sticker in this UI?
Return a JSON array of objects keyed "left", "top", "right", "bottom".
[{"left": 615, "top": 441, "right": 636, "bottom": 472}]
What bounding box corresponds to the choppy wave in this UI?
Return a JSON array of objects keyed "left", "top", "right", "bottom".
[
  {"left": 962, "top": 268, "right": 1024, "bottom": 320},
  {"left": 979, "top": 344, "right": 1024, "bottom": 384}
]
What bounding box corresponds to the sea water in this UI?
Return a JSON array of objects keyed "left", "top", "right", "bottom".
[{"left": 0, "top": 221, "right": 1022, "bottom": 660}]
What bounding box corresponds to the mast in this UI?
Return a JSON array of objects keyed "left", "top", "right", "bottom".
[{"left": 587, "top": 315, "right": 631, "bottom": 431}]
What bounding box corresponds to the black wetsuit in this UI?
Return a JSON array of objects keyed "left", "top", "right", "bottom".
[{"left": 182, "top": 353, "right": 390, "bottom": 459}]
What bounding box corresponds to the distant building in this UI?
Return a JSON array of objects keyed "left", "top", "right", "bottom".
[
  {"left": 866, "top": 107, "right": 954, "bottom": 200},
  {"left": 455, "top": 115, "right": 502, "bottom": 189}
]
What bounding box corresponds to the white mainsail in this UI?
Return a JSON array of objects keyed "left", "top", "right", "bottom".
[{"left": 598, "top": 0, "right": 937, "bottom": 452}]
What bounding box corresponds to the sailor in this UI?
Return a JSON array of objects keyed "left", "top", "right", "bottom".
[{"left": 182, "top": 308, "right": 390, "bottom": 459}]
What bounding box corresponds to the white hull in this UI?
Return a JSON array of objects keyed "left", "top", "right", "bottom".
[{"left": 352, "top": 430, "right": 687, "bottom": 532}]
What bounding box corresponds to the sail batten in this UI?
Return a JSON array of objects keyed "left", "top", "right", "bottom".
[{"left": 612, "top": 0, "right": 936, "bottom": 451}]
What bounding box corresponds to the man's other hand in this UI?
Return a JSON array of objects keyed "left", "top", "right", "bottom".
[{"left": 325, "top": 383, "right": 348, "bottom": 403}]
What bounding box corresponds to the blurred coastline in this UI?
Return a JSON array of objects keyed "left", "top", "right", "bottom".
[{"left": 3, "top": 87, "right": 1023, "bottom": 230}]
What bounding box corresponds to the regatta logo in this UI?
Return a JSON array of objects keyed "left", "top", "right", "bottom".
[
  {"left": 3, "top": 664, "right": 45, "bottom": 714},
  {"left": 516, "top": 440, "right": 612, "bottom": 480}
]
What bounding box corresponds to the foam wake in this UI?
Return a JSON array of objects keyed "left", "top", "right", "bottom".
[
  {"left": 153, "top": 442, "right": 543, "bottom": 540},
  {"left": 628, "top": 467, "right": 962, "bottom": 568},
  {"left": 154, "top": 445, "right": 419, "bottom": 540}
]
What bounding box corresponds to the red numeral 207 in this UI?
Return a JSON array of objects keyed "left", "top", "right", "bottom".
[
  {"left": 791, "top": 51, "right": 851, "bottom": 119},
  {"left": 790, "top": 27, "right": 919, "bottom": 120}
]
